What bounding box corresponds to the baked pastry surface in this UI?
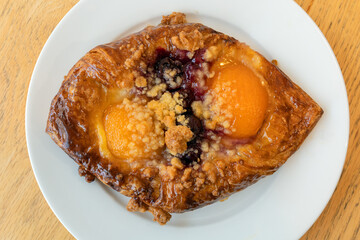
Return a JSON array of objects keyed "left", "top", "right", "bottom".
[{"left": 46, "top": 12, "right": 323, "bottom": 224}]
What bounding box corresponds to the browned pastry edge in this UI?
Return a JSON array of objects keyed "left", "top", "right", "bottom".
[{"left": 46, "top": 12, "right": 323, "bottom": 224}]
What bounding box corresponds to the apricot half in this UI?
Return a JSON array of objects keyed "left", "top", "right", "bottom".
[
  {"left": 104, "top": 100, "right": 164, "bottom": 159},
  {"left": 208, "top": 61, "right": 268, "bottom": 138}
]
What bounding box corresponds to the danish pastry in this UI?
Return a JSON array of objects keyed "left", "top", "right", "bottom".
[{"left": 46, "top": 12, "right": 323, "bottom": 224}]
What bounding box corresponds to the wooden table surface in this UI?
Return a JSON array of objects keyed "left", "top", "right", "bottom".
[{"left": 0, "top": 0, "right": 359, "bottom": 239}]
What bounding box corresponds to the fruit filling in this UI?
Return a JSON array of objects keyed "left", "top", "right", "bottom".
[
  {"left": 103, "top": 47, "right": 268, "bottom": 165},
  {"left": 197, "top": 60, "right": 268, "bottom": 138},
  {"left": 104, "top": 99, "right": 164, "bottom": 160}
]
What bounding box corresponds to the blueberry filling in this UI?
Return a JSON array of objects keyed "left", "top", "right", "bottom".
[
  {"left": 154, "top": 57, "right": 183, "bottom": 90},
  {"left": 176, "top": 138, "right": 202, "bottom": 165},
  {"left": 142, "top": 48, "right": 211, "bottom": 165},
  {"left": 175, "top": 89, "right": 194, "bottom": 109},
  {"left": 184, "top": 114, "right": 203, "bottom": 136},
  {"left": 177, "top": 114, "right": 203, "bottom": 165}
]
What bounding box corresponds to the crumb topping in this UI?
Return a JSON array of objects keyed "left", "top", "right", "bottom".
[
  {"left": 135, "top": 76, "right": 147, "bottom": 88},
  {"left": 165, "top": 125, "right": 193, "bottom": 155},
  {"left": 204, "top": 46, "right": 221, "bottom": 62},
  {"left": 124, "top": 44, "right": 145, "bottom": 69},
  {"left": 171, "top": 157, "right": 184, "bottom": 169},
  {"left": 192, "top": 91, "right": 234, "bottom": 134},
  {"left": 161, "top": 12, "right": 187, "bottom": 25},
  {"left": 146, "top": 83, "right": 167, "bottom": 98},
  {"left": 147, "top": 91, "right": 186, "bottom": 128},
  {"left": 171, "top": 30, "right": 204, "bottom": 52}
]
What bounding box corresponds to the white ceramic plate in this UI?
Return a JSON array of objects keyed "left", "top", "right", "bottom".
[{"left": 26, "top": 0, "right": 349, "bottom": 239}]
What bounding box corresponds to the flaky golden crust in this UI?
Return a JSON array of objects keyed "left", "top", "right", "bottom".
[{"left": 46, "top": 13, "right": 323, "bottom": 224}]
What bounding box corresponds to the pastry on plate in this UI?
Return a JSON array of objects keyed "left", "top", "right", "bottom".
[{"left": 46, "top": 12, "right": 323, "bottom": 224}]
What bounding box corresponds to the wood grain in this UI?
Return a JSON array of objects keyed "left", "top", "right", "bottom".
[{"left": 0, "top": 0, "right": 358, "bottom": 239}]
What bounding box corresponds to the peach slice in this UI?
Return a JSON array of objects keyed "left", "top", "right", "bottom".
[{"left": 208, "top": 61, "right": 268, "bottom": 138}]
